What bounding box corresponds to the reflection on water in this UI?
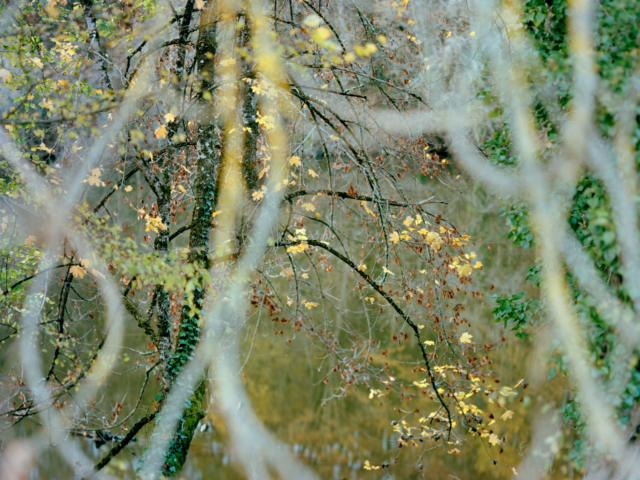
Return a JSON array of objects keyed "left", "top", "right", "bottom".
[{"left": 22, "top": 184, "right": 555, "bottom": 480}]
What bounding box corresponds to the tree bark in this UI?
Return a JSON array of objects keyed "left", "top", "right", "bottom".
[{"left": 160, "top": 3, "right": 220, "bottom": 476}]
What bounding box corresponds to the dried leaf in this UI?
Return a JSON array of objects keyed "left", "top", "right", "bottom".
[{"left": 69, "top": 265, "right": 86, "bottom": 279}]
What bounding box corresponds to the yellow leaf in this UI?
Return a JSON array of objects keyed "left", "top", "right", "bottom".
[
  {"left": 164, "top": 112, "right": 176, "bottom": 123},
  {"left": 69, "top": 265, "right": 86, "bottom": 279},
  {"left": 44, "top": 0, "right": 59, "bottom": 17},
  {"left": 470, "top": 31, "right": 476, "bottom": 37},
  {"left": 357, "top": 264, "right": 367, "bottom": 272},
  {"left": 377, "top": 34, "right": 387, "bottom": 45},
  {"left": 488, "top": 433, "right": 501, "bottom": 446},
  {"left": 124, "top": 186, "right": 133, "bottom": 192},
  {"left": 289, "top": 155, "right": 301, "bottom": 167},
  {"left": 178, "top": 185, "right": 187, "bottom": 194},
  {"left": 389, "top": 231, "right": 400, "bottom": 244},
  {"left": 382, "top": 266, "right": 395, "bottom": 275},
  {"left": 343, "top": 52, "right": 356, "bottom": 63},
  {"left": 424, "top": 340, "right": 435, "bottom": 346},
  {"left": 301, "top": 203, "right": 316, "bottom": 212},
  {"left": 302, "top": 300, "right": 318, "bottom": 310},
  {"left": 403, "top": 216, "right": 414, "bottom": 227},
  {"left": 460, "top": 332, "right": 473, "bottom": 344},
  {"left": 311, "top": 27, "right": 332, "bottom": 45},
  {"left": 303, "top": 14, "right": 322, "bottom": 27},
  {"left": 154, "top": 124, "right": 168, "bottom": 139},
  {"left": 211, "top": 210, "right": 222, "bottom": 218},
  {"left": 258, "top": 165, "right": 270, "bottom": 179},
  {"left": 512, "top": 467, "right": 518, "bottom": 476},
  {"left": 29, "top": 57, "right": 44, "bottom": 69},
  {"left": 88, "top": 176, "right": 102, "bottom": 187},
  {"left": 473, "top": 261, "right": 483, "bottom": 269},
  {"left": 501, "top": 410, "right": 514, "bottom": 421},
  {"left": 448, "top": 448, "right": 461, "bottom": 455},
  {"left": 308, "top": 168, "right": 319, "bottom": 178},
  {"left": 252, "top": 185, "right": 267, "bottom": 201}
]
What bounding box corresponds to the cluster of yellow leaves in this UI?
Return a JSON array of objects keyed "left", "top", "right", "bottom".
[
  {"left": 448, "top": 254, "right": 481, "bottom": 277},
  {"left": 247, "top": 78, "right": 278, "bottom": 99},
  {"left": 144, "top": 214, "right": 168, "bottom": 233},
  {"left": 353, "top": 43, "right": 378, "bottom": 57},
  {"left": 390, "top": 0, "right": 411, "bottom": 17},
  {"left": 286, "top": 228, "right": 310, "bottom": 255},
  {"left": 40, "top": 99, "right": 55, "bottom": 111},
  {"left": 363, "top": 460, "right": 380, "bottom": 471},
  {"left": 52, "top": 39, "right": 77, "bottom": 63},
  {"left": 368, "top": 388, "right": 383, "bottom": 399},
  {"left": 219, "top": 57, "right": 236, "bottom": 67},
  {"left": 425, "top": 231, "right": 443, "bottom": 250},
  {"left": 388, "top": 231, "right": 410, "bottom": 244},
  {"left": 256, "top": 111, "right": 275, "bottom": 130}
]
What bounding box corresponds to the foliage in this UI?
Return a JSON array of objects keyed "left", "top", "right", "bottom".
[{"left": 491, "top": 292, "right": 542, "bottom": 339}]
